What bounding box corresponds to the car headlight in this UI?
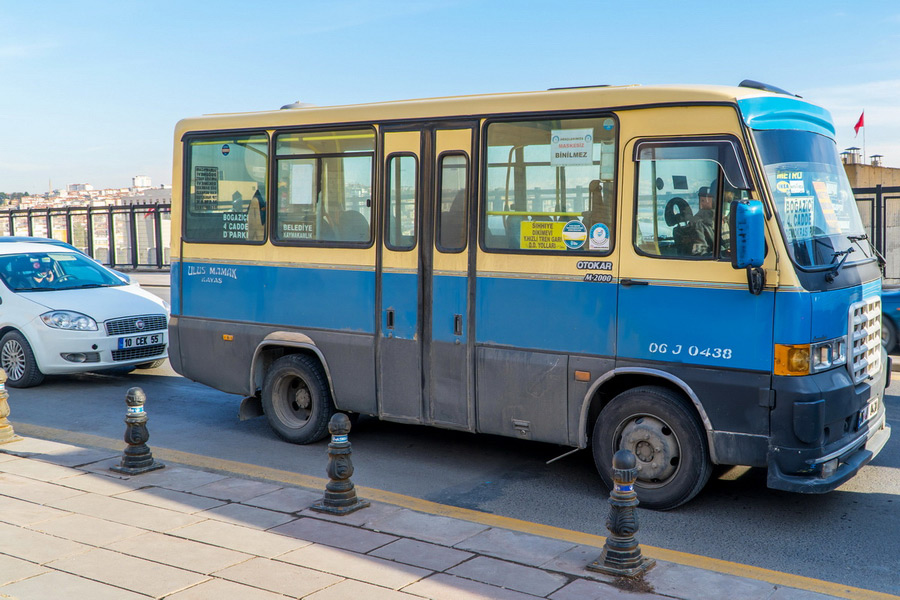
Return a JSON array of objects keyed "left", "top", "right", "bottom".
[{"left": 40, "top": 311, "right": 98, "bottom": 331}]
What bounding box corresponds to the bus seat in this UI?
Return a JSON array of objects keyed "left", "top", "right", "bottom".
[
  {"left": 505, "top": 215, "right": 524, "bottom": 249},
  {"left": 339, "top": 210, "right": 370, "bottom": 242}
]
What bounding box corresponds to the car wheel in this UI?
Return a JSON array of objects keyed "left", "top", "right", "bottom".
[
  {"left": 592, "top": 385, "right": 711, "bottom": 510},
  {"left": 0, "top": 331, "right": 45, "bottom": 388},
  {"left": 261, "top": 354, "right": 334, "bottom": 444},
  {"left": 883, "top": 317, "right": 897, "bottom": 354}
]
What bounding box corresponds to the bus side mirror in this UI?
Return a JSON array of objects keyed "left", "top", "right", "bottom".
[{"left": 730, "top": 200, "right": 765, "bottom": 269}]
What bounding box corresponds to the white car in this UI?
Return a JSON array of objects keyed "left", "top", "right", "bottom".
[{"left": 0, "top": 242, "right": 169, "bottom": 387}]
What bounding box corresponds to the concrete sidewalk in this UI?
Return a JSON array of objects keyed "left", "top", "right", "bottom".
[{"left": 0, "top": 437, "right": 881, "bottom": 600}]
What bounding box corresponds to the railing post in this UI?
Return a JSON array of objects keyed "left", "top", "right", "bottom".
[
  {"left": 154, "top": 203, "right": 164, "bottom": 269},
  {"left": 129, "top": 204, "right": 138, "bottom": 269},
  {"left": 107, "top": 206, "right": 115, "bottom": 267},
  {"left": 875, "top": 184, "right": 884, "bottom": 257}
]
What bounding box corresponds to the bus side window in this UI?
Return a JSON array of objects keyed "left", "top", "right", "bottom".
[{"left": 437, "top": 154, "right": 468, "bottom": 252}]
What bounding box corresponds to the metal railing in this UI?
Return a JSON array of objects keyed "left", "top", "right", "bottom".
[
  {"left": 0, "top": 204, "right": 171, "bottom": 270},
  {"left": 854, "top": 185, "right": 900, "bottom": 284}
]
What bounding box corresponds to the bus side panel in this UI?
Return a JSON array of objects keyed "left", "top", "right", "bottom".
[
  {"left": 179, "top": 262, "right": 375, "bottom": 333},
  {"left": 431, "top": 273, "right": 468, "bottom": 427},
  {"left": 379, "top": 271, "right": 422, "bottom": 421}
]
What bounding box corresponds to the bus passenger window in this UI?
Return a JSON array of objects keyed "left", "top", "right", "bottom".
[
  {"left": 183, "top": 133, "right": 268, "bottom": 244},
  {"left": 274, "top": 128, "right": 375, "bottom": 245},
  {"left": 482, "top": 116, "right": 617, "bottom": 254},
  {"left": 437, "top": 154, "right": 468, "bottom": 252},
  {"left": 386, "top": 154, "right": 417, "bottom": 250}
]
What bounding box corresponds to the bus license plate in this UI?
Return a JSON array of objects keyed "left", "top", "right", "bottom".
[
  {"left": 858, "top": 397, "right": 879, "bottom": 429},
  {"left": 118, "top": 333, "right": 164, "bottom": 349}
]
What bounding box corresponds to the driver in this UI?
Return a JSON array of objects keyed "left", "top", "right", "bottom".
[
  {"left": 30, "top": 260, "right": 55, "bottom": 286},
  {"left": 685, "top": 186, "right": 716, "bottom": 255}
]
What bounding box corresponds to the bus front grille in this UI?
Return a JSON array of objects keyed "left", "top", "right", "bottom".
[{"left": 849, "top": 297, "right": 882, "bottom": 384}]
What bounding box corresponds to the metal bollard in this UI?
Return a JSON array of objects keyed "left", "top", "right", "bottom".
[
  {"left": 587, "top": 449, "right": 655, "bottom": 577},
  {"left": 110, "top": 387, "right": 165, "bottom": 475},
  {"left": 0, "top": 369, "right": 22, "bottom": 445},
  {"left": 311, "top": 413, "right": 369, "bottom": 515}
]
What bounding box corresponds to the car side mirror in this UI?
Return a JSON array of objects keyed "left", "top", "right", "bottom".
[{"left": 730, "top": 200, "right": 766, "bottom": 295}]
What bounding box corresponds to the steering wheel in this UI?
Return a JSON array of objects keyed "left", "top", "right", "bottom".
[{"left": 664, "top": 197, "right": 693, "bottom": 226}]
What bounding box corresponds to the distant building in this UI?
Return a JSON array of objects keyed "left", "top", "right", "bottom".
[
  {"left": 67, "top": 183, "right": 94, "bottom": 192},
  {"left": 841, "top": 148, "right": 900, "bottom": 188},
  {"left": 132, "top": 175, "right": 152, "bottom": 189},
  {"left": 120, "top": 186, "right": 171, "bottom": 206}
]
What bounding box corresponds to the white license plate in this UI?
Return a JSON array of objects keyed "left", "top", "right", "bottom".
[
  {"left": 118, "top": 332, "right": 165, "bottom": 349},
  {"left": 858, "top": 397, "right": 879, "bottom": 428}
]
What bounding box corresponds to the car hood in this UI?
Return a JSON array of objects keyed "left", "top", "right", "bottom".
[{"left": 19, "top": 285, "right": 168, "bottom": 322}]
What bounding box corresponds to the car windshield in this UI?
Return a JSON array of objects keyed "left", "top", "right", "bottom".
[
  {"left": 754, "top": 129, "right": 871, "bottom": 269},
  {"left": 0, "top": 251, "right": 126, "bottom": 292}
]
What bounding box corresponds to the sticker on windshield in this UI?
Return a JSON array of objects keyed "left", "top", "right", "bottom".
[
  {"left": 812, "top": 181, "right": 841, "bottom": 230},
  {"left": 783, "top": 196, "right": 814, "bottom": 240},
  {"left": 589, "top": 223, "right": 610, "bottom": 250},
  {"left": 776, "top": 170, "right": 805, "bottom": 195},
  {"left": 562, "top": 220, "right": 587, "bottom": 249}
]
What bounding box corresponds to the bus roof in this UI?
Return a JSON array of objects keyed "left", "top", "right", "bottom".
[{"left": 175, "top": 84, "right": 833, "bottom": 139}]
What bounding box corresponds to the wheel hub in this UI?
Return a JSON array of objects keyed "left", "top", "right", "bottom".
[{"left": 619, "top": 416, "right": 680, "bottom": 482}]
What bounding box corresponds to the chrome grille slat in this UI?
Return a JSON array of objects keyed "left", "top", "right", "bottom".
[{"left": 105, "top": 314, "right": 167, "bottom": 336}]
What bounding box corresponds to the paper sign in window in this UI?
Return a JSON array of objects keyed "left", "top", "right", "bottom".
[{"left": 290, "top": 163, "right": 314, "bottom": 205}]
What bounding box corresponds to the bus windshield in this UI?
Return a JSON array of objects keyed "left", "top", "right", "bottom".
[{"left": 754, "top": 129, "right": 871, "bottom": 269}]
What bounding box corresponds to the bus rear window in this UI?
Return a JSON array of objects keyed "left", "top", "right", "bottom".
[{"left": 184, "top": 133, "right": 268, "bottom": 244}]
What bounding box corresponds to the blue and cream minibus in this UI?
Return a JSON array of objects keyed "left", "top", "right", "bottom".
[{"left": 168, "top": 81, "right": 890, "bottom": 509}]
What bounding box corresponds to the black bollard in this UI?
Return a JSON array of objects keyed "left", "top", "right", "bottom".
[
  {"left": 587, "top": 449, "right": 655, "bottom": 577},
  {"left": 311, "top": 413, "right": 369, "bottom": 515},
  {"left": 110, "top": 387, "right": 165, "bottom": 475}
]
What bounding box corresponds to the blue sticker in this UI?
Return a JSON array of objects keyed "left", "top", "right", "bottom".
[
  {"left": 589, "top": 223, "right": 610, "bottom": 250},
  {"left": 221, "top": 144, "right": 231, "bottom": 156},
  {"left": 603, "top": 118, "right": 615, "bottom": 131},
  {"left": 562, "top": 220, "right": 587, "bottom": 250}
]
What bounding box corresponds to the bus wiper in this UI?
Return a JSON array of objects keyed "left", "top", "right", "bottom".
[
  {"left": 825, "top": 248, "right": 854, "bottom": 283},
  {"left": 848, "top": 233, "right": 886, "bottom": 273}
]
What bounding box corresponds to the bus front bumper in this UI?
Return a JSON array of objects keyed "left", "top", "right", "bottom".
[{"left": 766, "top": 412, "right": 890, "bottom": 493}]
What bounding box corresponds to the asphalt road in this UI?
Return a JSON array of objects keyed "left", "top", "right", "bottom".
[{"left": 4, "top": 274, "right": 899, "bottom": 595}]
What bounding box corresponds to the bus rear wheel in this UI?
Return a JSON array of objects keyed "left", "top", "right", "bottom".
[
  {"left": 592, "top": 386, "right": 711, "bottom": 510},
  {"left": 261, "top": 354, "right": 334, "bottom": 444}
]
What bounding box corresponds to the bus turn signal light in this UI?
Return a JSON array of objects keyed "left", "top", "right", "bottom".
[{"left": 774, "top": 344, "right": 810, "bottom": 376}]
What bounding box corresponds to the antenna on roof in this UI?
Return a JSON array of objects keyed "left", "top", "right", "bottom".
[
  {"left": 738, "top": 80, "right": 801, "bottom": 98},
  {"left": 280, "top": 101, "right": 317, "bottom": 110}
]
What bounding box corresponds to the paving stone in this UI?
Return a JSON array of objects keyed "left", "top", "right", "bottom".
[
  {"left": 0, "top": 457, "right": 79, "bottom": 481},
  {"left": 0, "top": 569, "right": 147, "bottom": 600},
  {"left": 540, "top": 544, "right": 616, "bottom": 583},
  {"left": 191, "top": 477, "right": 284, "bottom": 502},
  {"left": 245, "top": 486, "right": 322, "bottom": 512},
  {"left": 0, "top": 521, "right": 89, "bottom": 564},
  {"left": 402, "top": 573, "right": 545, "bottom": 600},
  {"left": 3, "top": 439, "right": 117, "bottom": 467},
  {"left": 166, "top": 577, "right": 292, "bottom": 599},
  {"left": 114, "top": 486, "right": 226, "bottom": 513},
  {"left": 279, "top": 543, "right": 432, "bottom": 590},
  {"left": 214, "top": 556, "right": 342, "bottom": 597},
  {"left": 107, "top": 531, "right": 253, "bottom": 574},
  {"left": 0, "top": 494, "right": 70, "bottom": 526},
  {"left": 48, "top": 547, "right": 209, "bottom": 597},
  {"left": 367, "top": 508, "right": 488, "bottom": 546},
  {"left": 55, "top": 472, "right": 144, "bottom": 495},
  {"left": 449, "top": 556, "right": 569, "bottom": 596},
  {"left": 305, "top": 579, "right": 424, "bottom": 600},
  {"left": 646, "top": 561, "right": 777, "bottom": 600},
  {"left": 0, "top": 554, "right": 46, "bottom": 586},
  {"left": 270, "top": 516, "right": 397, "bottom": 553},
  {"left": 29, "top": 513, "right": 145, "bottom": 547},
  {"left": 171, "top": 519, "right": 312, "bottom": 558},
  {"left": 455, "top": 527, "right": 577, "bottom": 567},
  {"left": 549, "top": 577, "right": 661, "bottom": 600},
  {"left": 83, "top": 460, "right": 229, "bottom": 491},
  {"left": 370, "top": 538, "right": 474, "bottom": 571},
  {"left": 299, "top": 499, "right": 404, "bottom": 527},
  {"left": 769, "top": 586, "right": 849, "bottom": 600},
  {"left": 49, "top": 491, "right": 204, "bottom": 532},
  {"left": 0, "top": 472, "right": 86, "bottom": 504},
  {"left": 200, "top": 502, "right": 297, "bottom": 530}
]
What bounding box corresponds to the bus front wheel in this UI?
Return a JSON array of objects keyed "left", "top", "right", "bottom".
[
  {"left": 261, "top": 354, "right": 335, "bottom": 444},
  {"left": 592, "top": 386, "right": 711, "bottom": 510}
]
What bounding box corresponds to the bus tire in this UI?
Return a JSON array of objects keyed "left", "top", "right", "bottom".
[
  {"left": 261, "top": 354, "right": 334, "bottom": 444},
  {"left": 592, "top": 386, "right": 711, "bottom": 510},
  {"left": 1, "top": 331, "right": 45, "bottom": 388},
  {"left": 882, "top": 317, "right": 897, "bottom": 353}
]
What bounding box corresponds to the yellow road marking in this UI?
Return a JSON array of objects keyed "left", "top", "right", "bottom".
[{"left": 10, "top": 423, "right": 898, "bottom": 600}]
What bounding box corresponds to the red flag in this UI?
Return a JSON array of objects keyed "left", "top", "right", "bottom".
[{"left": 854, "top": 111, "right": 865, "bottom": 136}]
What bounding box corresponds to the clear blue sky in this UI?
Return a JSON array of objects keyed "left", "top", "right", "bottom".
[{"left": 1, "top": 0, "right": 898, "bottom": 193}]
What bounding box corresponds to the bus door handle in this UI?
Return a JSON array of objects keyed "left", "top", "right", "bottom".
[
  {"left": 454, "top": 314, "right": 463, "bottom": 336},
  {"left": 386, "top": 309, "right": 395, "bottom": 329},
  {"left": 620, "top": 278, "right": 649, "bottom": 287}
]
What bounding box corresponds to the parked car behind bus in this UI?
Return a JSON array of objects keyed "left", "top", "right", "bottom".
[
  {"left": 0, "top": 242, "right": 169, "bottom": 387},
  {"left": 882, "top": 288, "right": 900, "bottom": 353}
]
